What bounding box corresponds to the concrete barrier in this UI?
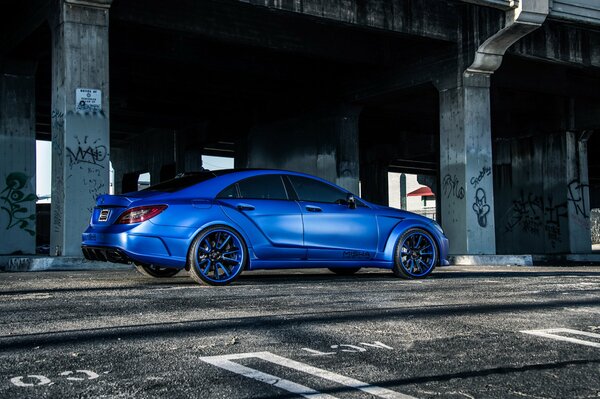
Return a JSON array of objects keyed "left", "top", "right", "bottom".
[
  {"left": 0, "top": 256, "right": 133, "bottom": 272},
  {"left": 592, "top": 208, "right": 600, "bottom": 245}
]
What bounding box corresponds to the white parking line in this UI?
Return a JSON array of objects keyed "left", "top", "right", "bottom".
[
  {"left": 10, "top": 375, "right": 52, "bottom": 387},
  {"left": 200, "top": 351, "right": 415, "bottom": 399},
  {"left": 521, "top": 328, "right": 600, "bottom": 348}
]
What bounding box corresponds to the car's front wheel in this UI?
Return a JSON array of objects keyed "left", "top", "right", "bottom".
[
  {"left": 134, "top": 262, "right": 180, "bottom": 278},
  {"left": 188, "top": 225, "right": 247, "bottom": 286},
  {"left": 393, "top": 228, "right": 437, "bottom": 279}
]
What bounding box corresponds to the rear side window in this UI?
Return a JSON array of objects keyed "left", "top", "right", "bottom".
[
  {"left": 287, "top": 175, "right": 347, "bottom": 204},
  {"left": 217, "top": 184, "right": 239, "bottom": 199},
  {"left": 237, "top": 175, "right": 288, "bottom": 200},
  {"left": 143, "top": 170, "right": 234, "bottom": 193}
]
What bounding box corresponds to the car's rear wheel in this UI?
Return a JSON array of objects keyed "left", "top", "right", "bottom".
[
  {"left": 393, "top": 228, "right": 437, "bottom": 279},
  {"left": 188, "top": 225, "right": 247, "bottom": 286},
  {"left": 134, "top": 262, "right": 180, "bottom": 278},
  {"left": 328, "top": 267, "right": 361, "bottom": 275}
]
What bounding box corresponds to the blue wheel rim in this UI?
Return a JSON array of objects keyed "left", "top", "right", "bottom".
[
  {"left": 399, "top": 232, "right": 436, "bottom": 277},
  {"left": 195, "top": 229, "right": 244, "bottom": 283}
]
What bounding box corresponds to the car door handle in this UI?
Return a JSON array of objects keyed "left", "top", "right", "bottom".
[
  {"left": 305, "top": 205, "right": 322, "bottom": 212},
  {"left": 236, "top": 204, "right": 255, "bottom": 211}
]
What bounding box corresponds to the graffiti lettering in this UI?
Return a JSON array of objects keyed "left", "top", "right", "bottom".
[
  {"left": 85, "top": 174, "right": 106, "bottom": 213},
  {"left": 0, "top": 172, "right": 36, "bottom": 236},
  {"left": 544, "top": 198, "right": 568, "bottom": 248},
  {"left": 470, "top": 166, "right": 491, "bottom": 188},
  {"left": 472, "top": 188, "right": 490, "bottom": 228},
  {"left": 505, "top": 192, "right": 543, "bottom": 235},
  {"left": 51, "top": 109, "right": 64, "bottom": 129},
  {"left": 504, "top": 191, "right": 568, "bottom": 247},
  {"left": 567, "top": 179, "right": 590, "bottom": 219},
  {"left": 442, "top": 174, "right": 465, "bottom": 199},
  {"left": 66, "top": 145, "right": 107, "bottom": 168}
]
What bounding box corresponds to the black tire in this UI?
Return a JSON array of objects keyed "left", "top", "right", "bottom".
[
  {"left": 392, "top": 228, "right": 438, "bottom": 279},
  {"left": 134, "top": 262, "right": 180, "bottom": 278},
  {"left": 328, "top": 267, "right": 361, "bottom": 275},
  {"left": 187, "top": 225, "right": 248, "bottom": 286}
]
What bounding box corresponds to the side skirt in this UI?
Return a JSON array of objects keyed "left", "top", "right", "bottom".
[{"left": 247, "top": 260, "right": 394, "bottom": 270}]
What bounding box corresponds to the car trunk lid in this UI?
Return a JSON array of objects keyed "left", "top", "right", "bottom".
[{"left": 91, "top": 191, "right": 165, "bottom": 225}]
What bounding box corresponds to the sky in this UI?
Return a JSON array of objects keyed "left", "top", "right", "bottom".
[{"left": 36, "top": 141, "right": 52, "bottom": 203}]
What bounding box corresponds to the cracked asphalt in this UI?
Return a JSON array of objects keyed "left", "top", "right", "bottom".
[{"left": 1, "top": 265, "right": 599, "bottom": 398}]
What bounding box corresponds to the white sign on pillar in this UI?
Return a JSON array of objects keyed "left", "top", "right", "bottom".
[{"left": 75, "top": 88, "right": 102, "bottom": 112}]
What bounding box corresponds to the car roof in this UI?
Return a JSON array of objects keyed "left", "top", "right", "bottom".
[{"left": 175, "top": 168, "right": 349, "bottom": 198}]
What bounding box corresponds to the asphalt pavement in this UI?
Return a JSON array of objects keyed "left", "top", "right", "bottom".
[{"left": 1, "top": 266, "right": 599, "bottom": 398}]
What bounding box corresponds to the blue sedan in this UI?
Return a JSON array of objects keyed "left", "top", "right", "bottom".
[{"left": 82, "top": 169, "right": 449, "bottom": 285}]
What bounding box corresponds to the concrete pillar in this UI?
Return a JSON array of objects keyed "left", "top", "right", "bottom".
[
  {"left": 0, "top": 61, "right": 37, "bottom": 254},
  {"left": 175, "top": 128, "right": 205, "bottom": 174},
  {"left": 247, "top": 105, "right": 361, "bottom": 193},
  {"left": 566, "top": 131, "right": 592, "bottom": 253},
  {"left": 50, "top": 0, "right": 112, "bottom": 256},
  {"left": 438, "top": 72, "right": 496, "bottom": 255},
  {"left": 494, "top": 132, "right": 592, "bottom": 254},
  {"left": 111, "top": 128, "right": 183, "bottom": 193},
  {"left": 235, "top": 136, "right": 249, "bottom": 169},
  {"left": 360, "top": 158, "right": 388, "bottom": 205},
  {"left": 182, "top": 148, "right": 203, "bottom": 172},
  {"left": 400, "top": 173, "right": 407, "bottom": 210}
]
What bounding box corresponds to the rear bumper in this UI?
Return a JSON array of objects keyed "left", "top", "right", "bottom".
[{"left": 82, "top": 246, "right": 130, "bottom": 264}]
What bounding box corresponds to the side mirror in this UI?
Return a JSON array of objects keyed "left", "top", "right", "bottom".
[{"left": 346, "top": 194, "right": 357, "bottom": 209}]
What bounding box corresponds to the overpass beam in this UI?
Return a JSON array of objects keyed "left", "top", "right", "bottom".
[
  {"left": 49, "top": 0, "right": 112, "bottom": 256},
  {"left": 0, "top": 61, "right": 37, "bottom": 255}
]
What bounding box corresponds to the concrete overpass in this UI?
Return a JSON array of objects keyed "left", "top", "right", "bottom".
[{"left": 0, "top": 0, "right": 599, "bottom": 257}]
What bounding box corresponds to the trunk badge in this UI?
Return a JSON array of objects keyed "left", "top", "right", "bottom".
[{"left": 99, "top": 209, "right": 110, "bottom": 222}]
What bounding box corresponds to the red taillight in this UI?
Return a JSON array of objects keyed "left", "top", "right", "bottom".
[{"left": 116, "top": 205, "right": 167, "bottom": 224}]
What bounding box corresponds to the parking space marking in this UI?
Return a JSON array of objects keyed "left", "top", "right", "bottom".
[
  {"left": 302, "top": 341, "right": 394, "bottom": 356},
  {"left": 521, "top": 328, "right": 600, "bottom": 348},
  {"left": 10, "top": 375, "right": 52, "bottom": 387},
  {"left": 59, "top": 370, "right": 100, "bottom": 381},
  {"left": 200, "top": 351, "right": 415, "bottom": 399},
  {"left": 9, "top": 369, "right": 102, "bottom": 387}
]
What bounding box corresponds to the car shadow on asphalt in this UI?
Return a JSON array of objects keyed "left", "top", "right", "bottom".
[
  {"left": 2, "top": 268, "right": 600, "bottom": 295},
  {"left": 2, "top": 296, "right": 600, "bottom": 352}
]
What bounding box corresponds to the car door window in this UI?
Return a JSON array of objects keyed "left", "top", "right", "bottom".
[
  {"left": 237, "top": 175, "right": 288, "bottom": 200},
  {"left": 287, "top": 175, "right": 347, "bottom": 204}
]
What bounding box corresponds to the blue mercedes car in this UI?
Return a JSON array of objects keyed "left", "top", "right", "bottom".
[{"left": 82, "top": 169, "right": 449, "bottom": 285}]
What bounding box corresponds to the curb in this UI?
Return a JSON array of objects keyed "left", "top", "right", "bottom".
[
  {"left": 532, "top": 253, "right": 600, "bottom": 265},
  {"left": 0, "top": 256, "right": 134, "bottom": 272},
  {"left": 448, "top": 255, "right": 533, "bottom": 267}
]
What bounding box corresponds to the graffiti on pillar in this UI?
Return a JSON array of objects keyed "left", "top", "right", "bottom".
[
  {"left": 567, "top": 179, "right": 590, "bottom": 218},
  {"left": 66, "top": 136, "right": 107, "bottom": 169},
  {"left": 544, "top": 197, "right": 568, "bottom": 248},
  {"left": 51, "top": 109, "right": 65, "bottom": 129},
  {"left": 472, "top": 188, "right": 491, "bottom": 228},
  {"left": 470, "top": 166, "right": 491, "bottom": 188},
  {"left": 0, "top": 172, "right": 36, "bottom": 236},
  {"left": 85, "top": 168, "right": 106, "bottom": 213},
  {"left": 504, "top": 192, "right": 543, "bottom": 235},
  {"left": 504, "top": 191, "right": 568, "bottom": 246},
  {"left": 442, "top": 174, "right": 465, "bottom": 199}
]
